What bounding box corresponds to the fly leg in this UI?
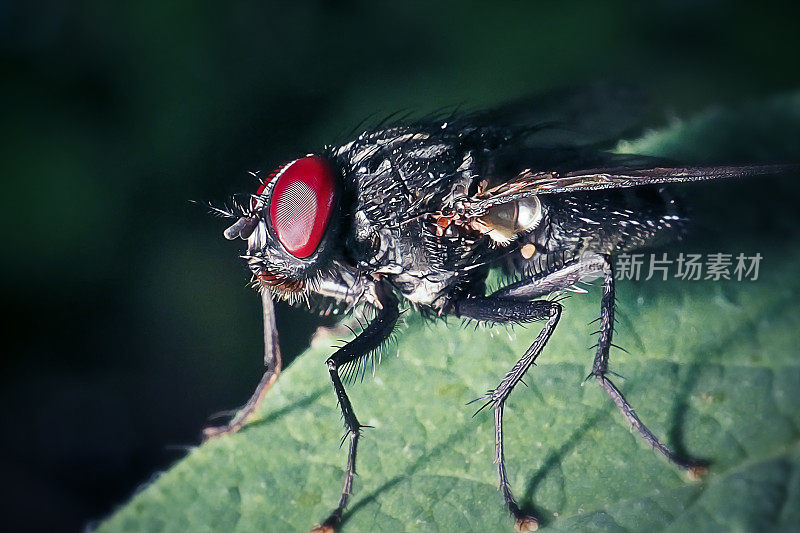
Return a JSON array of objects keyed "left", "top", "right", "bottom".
[
  {"left": 590, "top": 254, "right": 706, "bottom": 477},
  {"left": 313, "top": 284, "right": 399, "bottom": 533},
  {"left": 203, "top": 290, "right": 282, "bottom": 439},
  {"left": 455, "top": 296, "right": 562, "bottom": 532}
]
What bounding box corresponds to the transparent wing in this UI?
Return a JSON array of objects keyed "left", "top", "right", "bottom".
[{"left": 466, "top": 164, "right": 797, "bottom": 215}]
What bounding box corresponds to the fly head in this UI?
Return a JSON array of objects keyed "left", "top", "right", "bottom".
[{"left": 224, "top": 155, "right": 343, "bottom": 301}]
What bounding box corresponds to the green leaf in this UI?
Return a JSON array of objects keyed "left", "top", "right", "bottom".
[{"left": 98, "top": 95, "right": 800, "bottom": 532}]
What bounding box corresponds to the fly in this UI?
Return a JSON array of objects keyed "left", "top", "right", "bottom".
[{"left": 204, "top": 86, "right": 796, "bottom": 532}]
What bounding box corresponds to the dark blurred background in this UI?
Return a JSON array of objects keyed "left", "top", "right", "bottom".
[{"left": 2, "top": 1, "right": 799, "bottom": 531}]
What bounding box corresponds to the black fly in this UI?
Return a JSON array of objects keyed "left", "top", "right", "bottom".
[{"left": 205, "top": 87, "right": 795, "bottom": 532}]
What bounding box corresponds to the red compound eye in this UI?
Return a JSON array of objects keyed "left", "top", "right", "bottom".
[
  {"left": 268, "top": 155, "right": 336, "bottom": 258},
  {"left": 251, "top": 164, "right": 285, "bottom": 211}
]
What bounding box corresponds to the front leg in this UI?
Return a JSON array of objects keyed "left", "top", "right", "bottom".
[
  {"left": 203, "top": 289, "right": 282, "bottom": 439},
  {"left": 313, "top": 284, "right": 400, "bottom": 533}
]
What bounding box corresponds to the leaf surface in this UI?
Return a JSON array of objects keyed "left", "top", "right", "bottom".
[{"left": 98, "top": 95, "right": 800, "bottom": 533}]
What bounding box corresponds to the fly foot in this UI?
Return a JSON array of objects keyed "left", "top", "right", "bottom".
[
  {"left": 686, "top": 460, "right": 710, "bottom": 481},
  {"left": 514, "top": 514, "right": 539, "bottom": 532}
]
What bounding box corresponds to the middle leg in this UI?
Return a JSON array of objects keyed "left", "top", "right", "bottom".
[{"left": 455, "top": 296, "right": 562, "bottom": 531}]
